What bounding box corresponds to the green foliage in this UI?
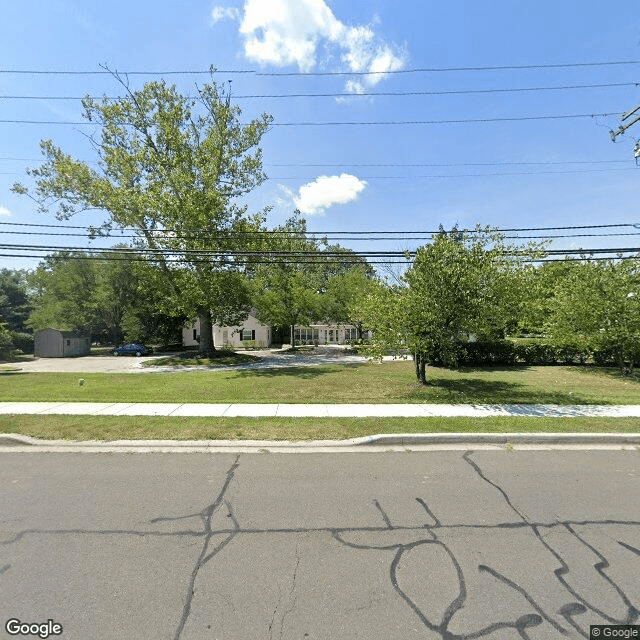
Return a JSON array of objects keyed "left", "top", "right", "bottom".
[
  {"left": 457, "top": 340, "right": 518, "bottom": 366},
  {"left": 13, "top": 73, "right": 272, "bottom": 354},
  {"left": 251, "top": 216, "right": 324, "bottom": 347},
  {"left": 27, "top": 250, "right": 138, "bottom": 341},
  {"left": 404, "top": 228, "right": 542, "bottom": 381},
  {"left": 0, "top": 322, "right": 13, "bottom": 359},
  {"left": 351, "top": 281, "right": 408, "bottom": 360},
  {"left": 546, "top": 258, "right": 640, "bottom": 373},
  {"left": 322, "top": 265, "right": 376, "bottom": 334},
  {"left": 8, "top": 332, "right": 34, "bottom": 355},
  {"left": 0, "top": 269, "right": 32, "bottom": 332}
]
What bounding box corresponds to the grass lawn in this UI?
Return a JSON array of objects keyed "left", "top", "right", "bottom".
[
  {"left": 1, "top": 361, "right": 640, "bottom": 404},
  {"left": 1, "top": 415, "right": 639, "bottom": 441}
]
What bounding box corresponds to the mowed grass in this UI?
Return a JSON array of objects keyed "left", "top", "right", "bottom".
[
  {"left": 1, "top": 361, "right": 640, "bottom": 404},
  {"left": 1, "top": 415, "right": 639, "bottom": 441}
]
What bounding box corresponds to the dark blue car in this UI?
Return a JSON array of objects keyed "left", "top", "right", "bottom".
[{"left": 112, "top": 343, "right": 152, "bottom": 356}]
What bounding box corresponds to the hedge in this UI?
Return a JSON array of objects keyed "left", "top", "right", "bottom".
[{"left": 455, "top": 339, "right": 590, "bottom": 366}]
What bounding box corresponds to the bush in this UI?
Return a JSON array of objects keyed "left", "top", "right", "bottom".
[
  {"left": 457, "top": 340, "right": 517, "bottom": 366},
  {"left": 592, "top": 341, "right": 640, "bottom": 368},
  {"left": 454, "top": 339, "right": 591, "bottom": 367},
  {"left": 10, "top": 331, "right": 33, "bottom": 354},
  {"left": 0, "top": 323, "right": 13, "bottom": 359}
]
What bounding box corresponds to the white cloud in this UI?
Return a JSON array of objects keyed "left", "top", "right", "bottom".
[
  {"left": 284, "top": 174, "right": 367, "bottom": 215},
  {"left": 0, "top": 206, "right": 11, "bottom": 217},
  {"left": 238, "top": 0, "right": 406, "bottom": 91},
  {"left": 211, "top": 6, "right": 241, "bottom": 24}
]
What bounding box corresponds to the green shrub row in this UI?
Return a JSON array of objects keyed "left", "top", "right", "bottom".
[{"left": 456, "top": 339, "right": 592, "bottom": 366}]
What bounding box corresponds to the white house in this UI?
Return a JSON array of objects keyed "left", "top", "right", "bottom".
[
  {"left": 183, "top": 309, "right": 271, "bottom": 349},
  {"left": 182, "top": 309, "right": 369, "bottom": 348}
]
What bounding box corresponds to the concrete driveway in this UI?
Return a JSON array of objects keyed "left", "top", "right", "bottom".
[
  {"left": 6, "top": 354, "right": 158, "bottom": 373},
  {"left": 7, "top": 346, "right": 395, "bottom": 373}
]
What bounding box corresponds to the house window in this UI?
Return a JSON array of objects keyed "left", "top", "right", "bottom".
[
  {"left": 193, "top": 329, "right": 197, "bottom": 341},
  {"left": 294, "top": 327, "right": 314, "bottom": 343},
  {"left": 240, "top": 329, "right": 255, "bottom": 341},
  {"left": 66, "top": 340, "right": 70, "bottom": 346},
  {"left": 344, "top": 327, "right": 357, "bottom": 341}
]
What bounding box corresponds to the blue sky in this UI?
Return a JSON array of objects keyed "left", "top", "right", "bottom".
[{"left": 3, "top": 0, "right": 640, "bottom": 271}]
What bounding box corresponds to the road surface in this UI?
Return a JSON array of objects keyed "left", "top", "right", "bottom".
[{"left": 1, "top": 449, "right": 639, "bottom": 639}]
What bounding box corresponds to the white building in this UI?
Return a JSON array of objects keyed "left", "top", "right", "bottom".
[{"left": 182, "top": 309, "right": 368, "bottom": 348}]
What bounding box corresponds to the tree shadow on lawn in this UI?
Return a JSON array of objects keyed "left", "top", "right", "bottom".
[
  {"left": 407, "top": 377, "right": 603, "bottom": 405},
  {"left": 232, "top": 364, "right": 359, "bottom": 379}
]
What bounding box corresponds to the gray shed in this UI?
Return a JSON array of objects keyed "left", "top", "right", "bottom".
[{"left": 34, "top": 329, "right": 91, "bottom": 358}]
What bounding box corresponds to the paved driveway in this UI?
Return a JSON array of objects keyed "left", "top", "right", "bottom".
[
  {"left": 7, "top": 347, "right": 396, "bottom": 373},
  {"left": 6, "top": 355, "right": 157, "bottom": 373}
]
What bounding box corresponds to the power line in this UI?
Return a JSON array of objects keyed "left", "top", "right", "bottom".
[
  {"left": 2, "top": 242, "right": 639, "bottom": 258},
  {"left": 3, "top": 168, "right": 638, "bottom": 179},
  {"left": 1, "top": 221, "right": 637, "bottom": 234},
  {"left": 0, "top": 112, "right": 618, "bottom": 127},
  {"left": 1, "top": 81, "right": 638, "bottom": 101},
  {"left": 2, "top": 60, "right": 640, "bottom": 76},
  {"left": 3, "top": 229, "right": 640, "bottom": 240}
]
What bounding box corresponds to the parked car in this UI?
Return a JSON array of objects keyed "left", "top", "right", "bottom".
[{"left": 112, "top": 343, "right": 152, "bottom": 356}]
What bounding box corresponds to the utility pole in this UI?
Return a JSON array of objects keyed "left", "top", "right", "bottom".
[{"left": 610, "top": 104, "right": 640, "bottom": 159}]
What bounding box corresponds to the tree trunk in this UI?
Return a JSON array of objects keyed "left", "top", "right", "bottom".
[
  {"left": 414, "top": 352, "right": 427, "bottom": 384},
  {"left": 197, "top": 308, "right": 216, "bottom": 356},
  {"left": 290, "top": 324, "right": 296, "bottom": 349}
]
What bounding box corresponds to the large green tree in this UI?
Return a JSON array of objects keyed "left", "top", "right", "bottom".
[
  {"left": 27, "top": 250, "right": 140, "bottom": 341},
  {"left": 14, "top": 73, "right": 272, "bottom": 354},
  {"left": 322, "top": 265, "right": 378, "bottom": 339},
  {"left": 358, "top": 227, "right": 540, "bottom": 384},
  {"left": 404, "top": 228, "right": 538, "bottom": 382},
  {"left": 547, "top": 257, "right": 640, "bottom": 374},
  {"left": 251, "top": 217, "right": 324, "bottom": 348}
]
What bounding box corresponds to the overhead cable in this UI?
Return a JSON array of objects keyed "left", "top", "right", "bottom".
[
  {"left": 1, "top": 81, "right": 638, "bottom": 101},
  {"left": 0, "top": 221, "right": 637, "bottom": 234},
  {"left": 2, "top": 60, "right": 640, "bottom": 75},
  {"left": 0, "top": 112, "right": 618, "bottom": 127}
]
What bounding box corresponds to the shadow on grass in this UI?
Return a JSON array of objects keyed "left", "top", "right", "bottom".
[
  {"left": 408, "top": 377, "right": 600, "bottom": 405},
  {"left": 233, "top": 364, "right": 357, "bottom": 379},
  {"left": 571, "top": 364, "right": 640, "bottom": 383},
  {"left": 0, "top": 370, "right": 27, "bottom": 376}
]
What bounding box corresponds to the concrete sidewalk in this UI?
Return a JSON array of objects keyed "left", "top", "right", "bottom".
[{"left": 1, "top": 401, "right": 640, "bottom": 417}]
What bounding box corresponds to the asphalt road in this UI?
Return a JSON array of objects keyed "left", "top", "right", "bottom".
[{"left": 1, "top": 450, "right": 640, "bottom": 639}]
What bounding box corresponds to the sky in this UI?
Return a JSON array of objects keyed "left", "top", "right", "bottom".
[{"left": 3, "top": 0, "right": 640, "bottom": 272}]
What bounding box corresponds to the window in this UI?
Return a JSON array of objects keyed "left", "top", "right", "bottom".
[
  {"left": 193, "top": 329, "right": 197, "bottom": 341},
  {"left": 240, "top": 329, "right": 255, "bottom": 341},
  {"left": 344, "top": 327, "right": 358, "bottom": 341},
  {"left": 294, "top": 327, "right": 314, "bottom": 343},
  {"left": 66, "top": 340, "right": 70, "bottom": 346}
]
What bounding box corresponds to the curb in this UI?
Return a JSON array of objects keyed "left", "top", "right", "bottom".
[
  {"left": 358, "top": 433, "right": 640, "bottom": 445},
  {"left": 2, "top": 432, "right": 640, "bottom": 449}
]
